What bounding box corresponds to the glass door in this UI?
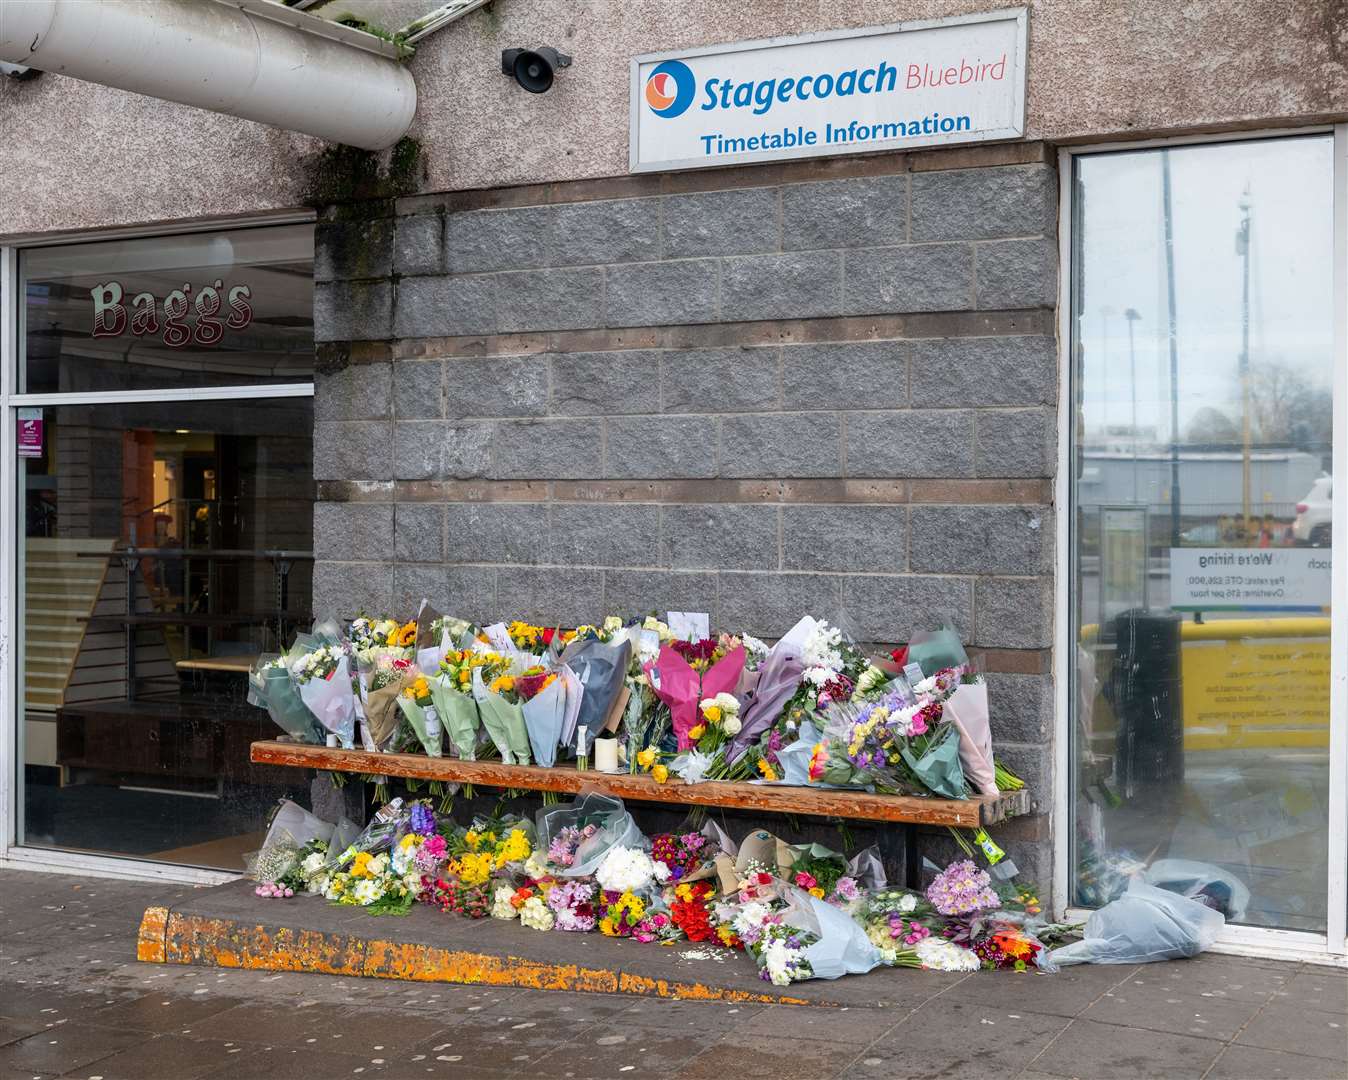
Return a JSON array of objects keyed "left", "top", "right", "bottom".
[
  {"left": 6, "top": 222, "right": 316, "bottom": 873},
  {"left": 1067, "top": 133, "right": 1344, "bottom": 945}
]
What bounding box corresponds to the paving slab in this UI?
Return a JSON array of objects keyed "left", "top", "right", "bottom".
[{"left": 2, "top": 868, "right": 1345, "bottom": 1079}]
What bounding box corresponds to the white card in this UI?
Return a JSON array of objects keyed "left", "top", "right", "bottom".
[{"left": 667, "top": 611, "right": 710, "bottom": 642}]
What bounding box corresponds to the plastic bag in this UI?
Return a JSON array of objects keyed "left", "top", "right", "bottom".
[
  {"left": 1043, "top": 880, "right": 1224, "bottom": 969},
  {"left": 535, "top": 791, "right": 647, "bottom": 878},
  {"left": 1143, "top": 858, "right": 1250, "bottom": 923}
]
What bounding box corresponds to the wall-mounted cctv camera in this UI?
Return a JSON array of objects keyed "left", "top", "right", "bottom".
[{"left": 501, "top": 48, "right": 571, "bottom": 94}]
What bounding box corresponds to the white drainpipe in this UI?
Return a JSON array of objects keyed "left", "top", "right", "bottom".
[{"left": 0, "top": 0, "right": 417, "bottom": 150}]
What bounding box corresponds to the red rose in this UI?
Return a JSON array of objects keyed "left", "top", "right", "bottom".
[{"left": 890, "top": 645, "right": 909, "bottom": 666}]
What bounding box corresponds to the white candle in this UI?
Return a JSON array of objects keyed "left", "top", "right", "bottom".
[{"left": 594, "top": 737, "right": 620, "bottom": 773}]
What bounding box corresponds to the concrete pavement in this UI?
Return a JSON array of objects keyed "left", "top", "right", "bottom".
[{"left": 1, "top": 868, "right": 1344, "bottom": 1079}]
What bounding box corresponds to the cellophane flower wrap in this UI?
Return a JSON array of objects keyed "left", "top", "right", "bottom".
[
  {"left": 358, "top": 647, "right": 418, "bottom": 751},
  {"left": 289, "top": 641, "right": 357, "bottom": 748},
  {"left": 644, "top": 643, "right": 745, "bottom": 751},
  {"left": 535, "top": 791, "right": 647, "bottom": 878},
  {"left": 430, "top": 648, "right": 506, "bottom": 759},
  {"left": 726, "top": 616, "right": 814, "bottom": 763},
  {"left": 778, "top": 884, "right": 885, "bottom": 982},
  {"left": 471, "top": 665, "right": 532, "bottom": 765},
  {"left": 249, "top": 800, "right": 335, "bottom": 885},
  {"left": 397, "top": 670, "right": 442, "bottom": 757},
  {"left": 923, "top": 666, "right": 998, "bottom": 797},
  {"left": 248, "top": 654, "right": 323, "bottom": 743},
  {"left": 518, "top": 665, "right": 570, "bottom": 767},
  {"left": 557, "top": 636, "right": 631, "bottom": 748}
]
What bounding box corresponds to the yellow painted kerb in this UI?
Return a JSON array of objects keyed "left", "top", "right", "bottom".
[{"left": 137, "top": 907, "right": 817, "bottom": 1006}]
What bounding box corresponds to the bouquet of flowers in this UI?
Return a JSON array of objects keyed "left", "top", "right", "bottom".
[
  {"left": 557, "top": 635, "right": 632, "bottom": 750},
  {"left": 786, "top": 845, "right": 849, "bottom": 901},
  {"left": 598, "top": 889, "right": 647, "bottom": 937},
  {"left": 546, "top": 879, "right": 598, "bottom": 932},
  {"left": 324, "top": 806, "right": 434, "bottom": 916},
  {"left": 471, "top": 665, "right": 533, "bottom": 765},
  {"left": 430, "top": 649, "right": 507, "bottom": 759},
  {"left": 595, "top": 844, "right": 657, "bottom": 895},
  {"left": 650, "top": 831, "right": 712, "bottom": 884},
  {"left": 397, "top": 672, "right": 442, "bottom": 757},
  {"left": 516, "top": 665, "right": 570, "bottom": 768},
  {"left": 644, "top": 642, "right": 745, "bottom": 752},
  {"left": 289, "top": 642, "right": 357, "bottom": 748},
  {"left": 535, "top": 791, "right": 647, "bottom": 878},
  {"left": 248, "top": 654, "right": 323, "bottom": 743},
  {"left": 356, "top": 648, "right": 418, "bottom": 751},
  {"left": 915, "top": 664, "right": 999, "bottom": 797}
]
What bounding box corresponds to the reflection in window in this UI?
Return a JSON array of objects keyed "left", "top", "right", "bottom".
[
  {"left": 1070, "top": 136, "right": 1333, "bottom": 933},
  {"left": 17, "top": 224, "right": 316, "bottom": 872}
]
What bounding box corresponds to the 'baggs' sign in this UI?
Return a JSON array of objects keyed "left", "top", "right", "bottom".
[
  {"left": 630, "top": 8, "right": 1027, "bottom": 172},
  {"left": 91, "top": 279, "right": 254, "bottom": 348}
]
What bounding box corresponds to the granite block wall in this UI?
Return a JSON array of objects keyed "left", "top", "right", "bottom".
[{"left": 311, "top": 142, "right": 1059, "bottom": 882}]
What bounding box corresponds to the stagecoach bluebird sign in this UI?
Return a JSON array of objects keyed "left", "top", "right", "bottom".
[{"left": 630, "top": 8, "right": 1027, "bottom": 173}]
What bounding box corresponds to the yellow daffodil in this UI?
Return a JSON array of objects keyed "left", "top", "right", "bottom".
[
  {"left": 652, "top": 764, "right": 669, "bottom": 784},
  {"left": 687, "top": 724, "right": 706, "bottom": 742},
  {"left": 636, "top": 747, "right": 657, "bottom": 770}
]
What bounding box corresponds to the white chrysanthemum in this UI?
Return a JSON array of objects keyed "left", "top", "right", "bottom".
[
  {"left": 741, "top": 634, "right": 769, "bottom": 661},
  {"left": 595, "top": 846, "right": 656, "bottom": 894},
  {"left": 523, "top": 850, "right": 549, "bottom": 880},
  {"left": 762, "top": 939, "right": 798, "bottom": 986},
  {"left": 804, "top": 665, "right": 834, "bottom": 688},
  {"left": 914, "top": 937, "right": 980, "bottom": 972},
  {"left": 731, "top": 901, "right": 773, "bottom": 939},
  {"left": 519, "top": 895, "right": 554, "bottom": 931},
  {"left": 490, "top": 885, "right": 517, "bottom": 920},
  {"left": 890, "top": 704, "right": 923, "bottom": 737},
  {"left": 801, "top": 623, "right": 844, "bottom": 676},
  {"left": 353, "top": 878, "right": 386, "bottom": 906}
]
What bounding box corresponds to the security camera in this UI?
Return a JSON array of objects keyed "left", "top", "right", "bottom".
[{"left": 501, "top": 47, "right": 571, "bottom": 94}]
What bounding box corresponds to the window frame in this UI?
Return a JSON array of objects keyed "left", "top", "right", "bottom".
[
  {"left": 1054, "top": 126, "right": 1348, "bottom": 965},
  {"left": 0, "top": 211, "right": 315, "bottom": 885}
]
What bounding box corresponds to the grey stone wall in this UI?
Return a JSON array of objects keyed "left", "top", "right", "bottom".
[{"left": 312, "top": 143, "right": 1059, "bottom": 883}]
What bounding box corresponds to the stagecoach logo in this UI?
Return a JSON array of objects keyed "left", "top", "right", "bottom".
[{"left": 90, "top": 280, "right": 254, "bottom": 348}]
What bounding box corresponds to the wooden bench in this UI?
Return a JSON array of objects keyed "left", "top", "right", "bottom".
[{"left": 251, "top": 739, "right": 1031, "bottom": 887}]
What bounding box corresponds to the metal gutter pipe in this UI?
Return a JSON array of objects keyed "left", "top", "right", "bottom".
[{"left": 0, "top": 0, "right": 417, "bottom": 150}]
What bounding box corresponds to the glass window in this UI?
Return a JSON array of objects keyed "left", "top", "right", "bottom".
[
  {"left": 1070, "top": 135, "right": 1334, "bottom": 932},
  {"left": 15, "top": 223, "right": 315, "bottom": 872},
  {"left": 19, "top": 224, "right": 313, "bottom": 394}
]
